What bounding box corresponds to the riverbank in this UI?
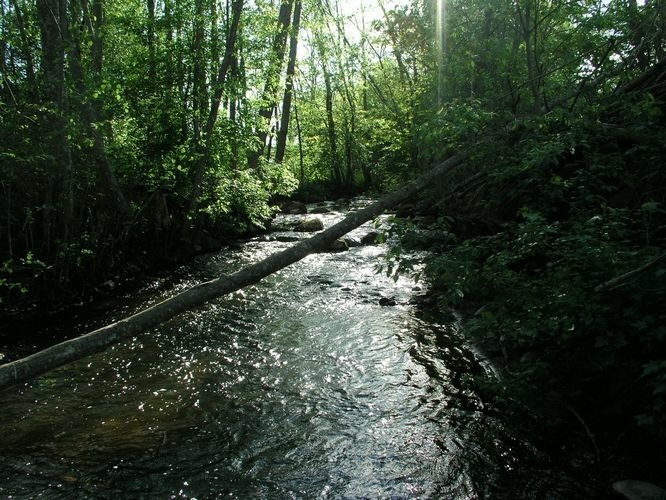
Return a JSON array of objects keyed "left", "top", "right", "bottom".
[{"left": 394, "top": 195, "right": 666, "bottom": 498}]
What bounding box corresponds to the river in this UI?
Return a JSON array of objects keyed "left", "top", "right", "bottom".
[{"left": 0, "top": 198, "right": 583, "bottom": 498}]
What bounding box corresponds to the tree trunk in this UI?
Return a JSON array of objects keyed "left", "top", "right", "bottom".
[
  {"left": 185, "top": 0, "right": 244, "bottom": 220},
  {"left": 0, "top": 153, "right": 466, "bottom": 392},
  {"left": 294, "top": 98, "right": 305, "bottom": 186},
  {"left": 8, "top": 0, "right": 37, "bottom": 92},
  {"left": 229, "top": 53, "right": 240, "bottom": 170},
  {"left": 628, "top": 0, "right": 650, "bottom": 70},
  {"left": 191, "top": 0, "right": 206, "bottom": 153},
  {"left": 322, "top": 56, "right": 341, "bottom": 186},
  {"left": 68, "top": 0, "right": 130, "bottom": 219},
  {"left": 516, "top": 1, "right": 542, "bottom": 113},
  {"left": 247, "top": 0, "right": 293, "bottom": 169},
  {"left": 36, "top": 0, "right": 71, "bottom": 252},
  {"left": 147, "top": 0, "right": 156, "bottom": 80},
  {"left": 378, "top": 0, "right": 411, "bottom": 86},
  {"left": 274, "top": 0, "right": 302, "bottom": 164}
]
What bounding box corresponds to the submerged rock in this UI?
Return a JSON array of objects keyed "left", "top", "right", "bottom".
[
  {"left": 344, "top": 236, "right": 361, "bottom": 247},
  {"left": 310, "top": 206, "right": 331, "bottom": 214},
  {"left": 379, "top": 296, "right": 397, "bottom": 306},
  {"left": 329, "top": 239, "right": 349, "bottom": 252},
  {"left": 361, "top": 231, "right": 380, "bottom": 245},
  {"left": 293, "top": 218, "right": 324, "bottom": 232},
  {"left": 274, "top": 235, "right": 301, "bottom": 242},
  {"left": 281, "top": 201, "right": 308, "bottom": 214},
  {"left": 327, "top": 236, "right": 361, "bottom": 252},
  {"left": 613, "top": 480, "right": 666, "bottom": 500}
]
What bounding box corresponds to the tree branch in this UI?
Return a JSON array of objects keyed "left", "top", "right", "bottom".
[{"left": 595, "top": 252, "right": 666, "bottom": 292}]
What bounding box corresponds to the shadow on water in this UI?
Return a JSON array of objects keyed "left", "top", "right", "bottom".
[{"left": 0, "top": 199, "right": 585, "bottom": 498}]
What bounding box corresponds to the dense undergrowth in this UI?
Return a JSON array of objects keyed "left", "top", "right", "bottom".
[{"left": 391, "top": 91, "right": 666, "bottom": 485}]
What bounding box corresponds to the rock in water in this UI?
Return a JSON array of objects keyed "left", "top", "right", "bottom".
[
  {"left": 281, "top": 201, "right": 307, "bottom": 214},
  {"left": 329, "top": 239, "right": 349, "bottom": 252},
  {"left": 294, "top": 219, "right": 324, "bottom": 232},
  {"left": 275, "top": 235, "right": 301, "bottom": 242},
  {"left": 361, "top": 231, "right": 380, "bottom": 245},
  {"left": 613, "top": 480, "right": 666, "bottom": 500},
  {"left": 343, "top": 236, "right": 361, "bottom": 247}
]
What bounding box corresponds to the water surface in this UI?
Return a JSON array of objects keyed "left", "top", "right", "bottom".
[{"left": 0, "top": 200, "right": 582, "bottom": 498}]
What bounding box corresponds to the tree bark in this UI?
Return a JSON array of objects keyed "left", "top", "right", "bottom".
[
  {"left": 185, "top": 0, "right": 244, "bottom": 220},
  {"left": 147, "top": 0, "right": 156, "bottom": 80},
  {"left": 294, "top": 99, "right": 305, "bottom": 186},
  {"left": 377, "top": 0, "right": 411, "bottom": 86},
  {"left": 68, "top": 0, "right": 130, "bottom": 218},
  {"left": 516, "top": 0, "right": 542, "bottom": 113},
  {"left": 8, "top": 0, "right": 37, "bottom": 91},
  {"left": 628, "top": 0, "right": 650, "bottom": 70},
  {"left": 595, "top": 253, "right": 666, "bottom": 292},
  {"left": 0, "top": 153, "right": 466, "bottom": 391},
  {"left": 322, "top": 56, "right": 342, "bottom": 186},
  {"left": 274, "top": 0, "right": 302, "bottom": 164},
  {"left": 247, "top": 0, "right": 293, "bottom": 169},
  {"left": 36, "top": 0, "right": 71, "bottom": 251}
]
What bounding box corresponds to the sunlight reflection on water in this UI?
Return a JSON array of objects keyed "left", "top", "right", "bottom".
[{"left": 0, "top": 200, "right": 582, "bottom": 499}]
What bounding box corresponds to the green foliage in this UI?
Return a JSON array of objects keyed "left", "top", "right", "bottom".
[
  {"left": 203, "top": 165, "right": 291, "bottom": 230},
  {"left": 419, "top": 204, "right": 665, "bottom": 432},
  {"left": 415, "top": 99, "right": 498, "bottom": 163},
  {"left": 374, "top": 217, "right": 423, "bottom": 281},
  {"left": 0, "top": 259, "right": 27, "bottom": 305}
]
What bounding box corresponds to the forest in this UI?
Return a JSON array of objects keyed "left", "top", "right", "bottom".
[{"left": 1, "top": 0, "right": 666, "bottom": 497}]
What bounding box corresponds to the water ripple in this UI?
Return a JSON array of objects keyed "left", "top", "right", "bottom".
[{"left": 0, "top": 201, "right": 583, "bottom": 499}]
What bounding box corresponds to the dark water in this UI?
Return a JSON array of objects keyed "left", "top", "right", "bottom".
[{"left": 0, "top": 199, "right": 583, "bottom": 498}]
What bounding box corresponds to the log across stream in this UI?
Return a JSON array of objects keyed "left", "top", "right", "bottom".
[{"left": 0, "top": 198, "right": 585, "bottom": 498}]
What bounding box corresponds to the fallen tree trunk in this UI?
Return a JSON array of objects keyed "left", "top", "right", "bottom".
[{"left": 0, "top": 154, "right": 466, "bottom": 392}]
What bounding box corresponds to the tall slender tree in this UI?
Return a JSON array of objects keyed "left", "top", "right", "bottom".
[
  {"left": 247, "top": 0, "right": 293, "bottom": 169},
  {"left": 274, "top": 0, "right": 302, "bottom": 164},
  {"left": 185, "top": 0, "right": 244, "bottom": 223}
]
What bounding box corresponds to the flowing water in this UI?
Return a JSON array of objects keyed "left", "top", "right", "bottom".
[{"left": 0, "top": 199, "right": 583, "bottom": 498}]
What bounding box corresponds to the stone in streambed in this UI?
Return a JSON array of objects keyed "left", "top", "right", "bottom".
[
  {"left": 329, "top": 239, "right": 349, "bottom": 252},
  {"left": 328, "top": 236, "right": 361, "bottom": 252},
  {"left": 281, "top": 201, "right": 308, "bottom": 214},
  {"left": 361, "top": 231, "right": 380, "bottom": 245},
  {"left": 613, "top": 480, "right": 666, "bottom": 500},
  {"left": 293, "top": 218, "right": 324, "bottom": 232},
  {"left": 344, "top": 236, "right": 361, "bottom": 247},
  {"left": 274, "top": 235, "right": 301, "bottom": 242}
]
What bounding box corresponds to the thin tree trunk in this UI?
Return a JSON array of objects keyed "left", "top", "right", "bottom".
[
  {"left": 629, "top": 0, "right": 650, "bottom": 70},
  {"left": 517, "top": 1, "right": 542, "bottom": 113},
  {"left": 69, "top": 0, "right": 130, "bottom": 218},
  {"left": 294, "top": 98, "right": 305, "bottom": 186},
  {"left": 247, "top": 0, "right": 293, "bottom": 169},
  {"left": 322, "top": 56, "right": 341, "bottom": 186},
  {"left": 210, "top": 0, "right": 220, "bottom": 84},
  {"left": 191, "top": 0, "right": 206, "bottom": 160},
  {"left": 185, "top": 0, "right": 244, "bottom": 220},
  {"left": 8, "top": 0, "right": 36, "bottom": 91},
  {"left": 377, "top": 0, "right": 411, "bottom": 86},
  {"left": 0, "top": 153, "right": 466, "bottom": 391},
  {"left": 147, "top": 0, "right": 156, "bottom": 80},
  {"left": 36, "top": 0, "right": 70, "bottom": 251},
  {"left": 274, "top": 0, "right": 302, "bottom": 164},
  {"left": 229, "top": 53, "right": 240, "bottom": 170}
]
